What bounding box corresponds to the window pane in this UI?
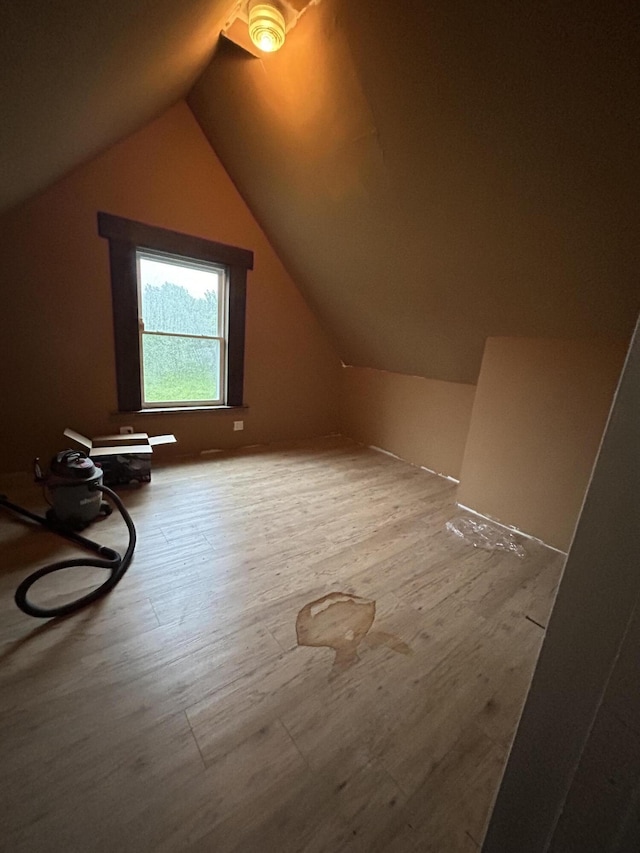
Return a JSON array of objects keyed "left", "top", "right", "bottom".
[
  {"left": 139, "top": 256, "right": 220, "bottom": 336},
  {"left": 142, "top": 334, "right": 221, "bottom": 403}
]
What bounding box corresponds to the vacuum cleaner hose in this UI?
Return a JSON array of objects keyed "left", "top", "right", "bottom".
[{"left": 13, "top": 485, "right": 137, "bottom": 619}]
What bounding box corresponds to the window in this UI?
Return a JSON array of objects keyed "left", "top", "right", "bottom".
[
  {"left": 137, "top": 252, "right": 226, "bottom": 406},
  {"left": 98, "top": 213, "right": 253, "bottom": 412}
]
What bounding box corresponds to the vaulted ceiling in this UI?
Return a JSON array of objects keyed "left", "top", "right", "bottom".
[
  {"left": 2, "top": 0, "right": 638, "bottom": 383},
  {"left": 0, "top": 0, "right": 230, "bottom": 212},
  {"left": 189, "top": 0, "right": 640, "bottom": 382}
]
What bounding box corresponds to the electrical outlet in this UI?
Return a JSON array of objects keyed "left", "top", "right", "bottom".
[
  {"left": 233, "top": 420, "right": 244, "bottom": 431},
  {"left": 120, "top": 426, "right": 134, "bottom": 435}
]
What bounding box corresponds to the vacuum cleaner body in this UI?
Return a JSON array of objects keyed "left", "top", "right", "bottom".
[
  {"left": 1, "top": 449, "right": 137, "bottom": 618},
  {"left": 40, "top": 451, "right": 105, "bottom": 529}
]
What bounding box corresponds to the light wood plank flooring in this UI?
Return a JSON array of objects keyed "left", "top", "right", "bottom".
[{"left": 0, "top": 437, "right": 565, "bottom": 852}]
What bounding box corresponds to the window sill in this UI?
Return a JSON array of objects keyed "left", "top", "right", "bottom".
[{"left": 113, "top": 405, "right": 249, "bottom": 416}]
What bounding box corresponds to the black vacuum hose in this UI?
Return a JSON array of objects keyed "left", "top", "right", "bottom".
[{"left": 10, "top": 484, "right": 136, "bottom": 619}]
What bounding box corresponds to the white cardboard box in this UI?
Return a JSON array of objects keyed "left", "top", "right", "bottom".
[{"left": 64, "top": 428, "right": 176, "bottom": 484}]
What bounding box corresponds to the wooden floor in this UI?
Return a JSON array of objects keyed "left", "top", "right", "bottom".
[{"left": 0, "top": 437, "right": 565, "bottom": 852}]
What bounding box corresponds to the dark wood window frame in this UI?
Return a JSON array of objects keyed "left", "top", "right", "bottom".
[{"left": 98, "top": 212, "right": 253, "bottom": 413}]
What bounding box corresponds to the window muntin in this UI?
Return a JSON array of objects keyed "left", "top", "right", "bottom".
[{"left": 136, "top": 251, "right": 227, "bottom": 407}]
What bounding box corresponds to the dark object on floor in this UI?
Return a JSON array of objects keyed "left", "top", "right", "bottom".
[
  {"left": 0, "top": 450, "right": 136, "bottom": 619},
  {"left": 97, "top": 453, "right": 151, "bottom": 486}
]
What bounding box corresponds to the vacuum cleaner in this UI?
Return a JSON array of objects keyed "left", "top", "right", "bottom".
[{"left": 0, "top": 449, "right": 136, "bottom": 619}]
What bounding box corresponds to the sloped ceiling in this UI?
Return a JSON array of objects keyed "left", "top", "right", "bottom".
[
  {"left": 2, "top": 0, "right": 638, "bottom": 385},
  {"left": 0, "top": 0, "right": 231, "bottom": 213},
  {"left": 189, "top": 0, "right": 640, "bottom": 383}
]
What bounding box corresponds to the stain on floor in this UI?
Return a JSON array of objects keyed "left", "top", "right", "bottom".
[{"left": 296, "top": 592, "right": 412, "bottom": 674}]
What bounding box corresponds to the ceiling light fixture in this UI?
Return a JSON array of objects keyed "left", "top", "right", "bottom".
[{"left": 248, "top": 2, "right": 286, "bottom": 53}]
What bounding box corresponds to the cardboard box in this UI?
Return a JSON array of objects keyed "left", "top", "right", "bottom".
[{"left": 64, "top": 428, "right": 176, "bottom": 485}]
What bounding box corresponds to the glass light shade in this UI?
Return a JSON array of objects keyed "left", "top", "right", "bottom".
[{"left": 248, "top": 3, "right": 286, "bottom": 53}]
